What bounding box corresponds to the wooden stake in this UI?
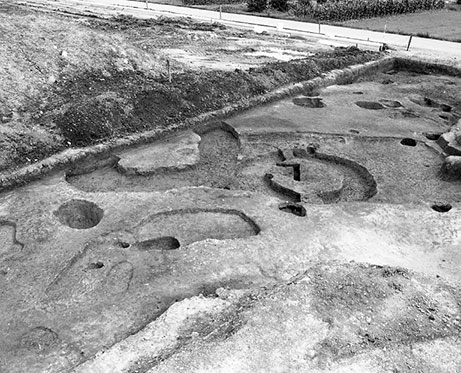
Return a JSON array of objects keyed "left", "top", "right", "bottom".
[
  {"left": 318, "top": 20, "right": 321, "bottom": 34},
  {"left": 406, "top": 35, "right": 413, "bottom": 51},
  {"left": 167, "top": 60, "right": 171, "bottom": 83}
]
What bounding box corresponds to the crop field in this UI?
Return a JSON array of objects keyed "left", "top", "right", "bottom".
[{"left": 338, "top": 5, "right": 461, "bottom": 42}]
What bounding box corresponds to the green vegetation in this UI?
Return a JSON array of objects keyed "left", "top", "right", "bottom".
[
  {"left": 183, "top": 0, "right": 242, "bottom": 5},
  {"left": 247, "top": 0, "right": 287, "bottom": 12},
  {"left": 339, "top": 4, "right": 461, "bottom": 42},
  {"left": 246, "top": 0, "right": 445, "bottom": 21}
]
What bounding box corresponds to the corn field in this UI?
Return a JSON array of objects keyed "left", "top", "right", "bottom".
[
  {"left": 184, "top": 0, "right": 242, "bottom": 5},
  {"left": 292, "top": 0, "right": 445, "bottom": 21}
]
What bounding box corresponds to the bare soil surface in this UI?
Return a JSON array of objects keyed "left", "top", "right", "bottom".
[
  {"left": 0, "top": 1, "right": 378, "bottom": 173},
  {"left": 148, "top": 263, "right": 461, "bottom": 373},
  {"left": 2, "top": 2, "right": 461, "bottom": 373},
  {"left": 67, "top": 69, "right": 461, "bottom": 206}
]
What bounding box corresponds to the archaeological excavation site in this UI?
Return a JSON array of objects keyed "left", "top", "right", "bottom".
[{"left": 1, "top": 1, "right": 461, "bottom": 372}]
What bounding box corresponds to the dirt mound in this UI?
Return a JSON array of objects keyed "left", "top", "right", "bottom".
[
  {"left": 54, "top": 47, "right": 379, "bottom": 147},
  {"left": 0, "top": 2, "right": 381, "bottom": 172},
  {"left": 135, "top": 262, "right": 461, "bottom": 373},
  {"left": 87, "top": 14, "right": 227, "bottom": 32}
]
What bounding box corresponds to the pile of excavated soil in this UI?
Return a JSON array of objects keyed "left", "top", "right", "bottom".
[
  {"left": 52, "top": 47, "right": 379, "bottom": 147},
  {"left": 0, "top": 2, "right": 381, "bottom": 173}
]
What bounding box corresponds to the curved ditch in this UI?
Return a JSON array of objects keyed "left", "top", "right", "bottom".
[
  {"left": 135, "top": 208, "right": 261, "bottom": 245},
  {"left": 278, "top": 202, "right": 307, "bottom": 217},
  {"left": 265, "top": 147, "right": 377, "bottom": 204},
  {"left": 312, "top": 152, "right": 377, "bottom": 202}
]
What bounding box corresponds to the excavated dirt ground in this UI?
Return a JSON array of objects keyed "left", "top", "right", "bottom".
[
  {"left": 1, "top": 64, "right": 461, "bottom": 373},
  {"left": 67, "top": 70, "right": 461, "bottom": 206},
  {"left": 2, "top": 2, "right": 461, "bottom": 373},
  {"left": 2, "top": 1, "right": 377, "bottom": 173}
]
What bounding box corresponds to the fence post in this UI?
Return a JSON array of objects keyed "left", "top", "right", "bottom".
[{"left": 145, "top": 0, "right": 149, "bottom": 9}]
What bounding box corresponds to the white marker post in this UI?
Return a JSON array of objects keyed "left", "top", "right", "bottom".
[{"left": 146, "top": 0, "right": 149, "bottom": 9}]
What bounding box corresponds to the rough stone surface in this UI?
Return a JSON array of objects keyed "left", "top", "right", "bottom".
[
  {"left": 441, "top": 155, "right": 461, "bottom": 178},
  {"left": 453, "top": 127, "right": 461, "bottom": 146},
  {"left": 437, "top": 131, "right": 461, "bottom": 156},
  {"left": 117, "top": 130, "right": 201, "bottom": 175}
]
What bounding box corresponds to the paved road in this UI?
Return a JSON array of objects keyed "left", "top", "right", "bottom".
[{"left": 24, "top": 0, "right": 461, "bottom": 62}]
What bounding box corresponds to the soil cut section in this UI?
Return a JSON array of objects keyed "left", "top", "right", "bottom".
[{"left": 0, "top": 2, "right": 380, "bottom": 173}]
